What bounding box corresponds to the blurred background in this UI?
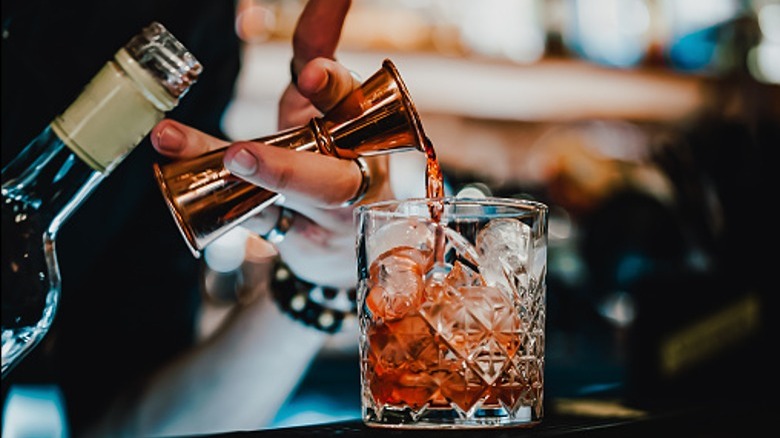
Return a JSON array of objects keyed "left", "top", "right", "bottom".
[
  {"left": 212, "top": 0, "right": 777, "bottom": 428},
  {"left": 3, "top": 0, "right": 777, "bottom": 434}
]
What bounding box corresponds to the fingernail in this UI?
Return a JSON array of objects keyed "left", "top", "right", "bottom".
[
  {"left": 226, "top": 148, "right": 257, "bottom": 176},
  {"left": 156, "top": 126, "right": 184, "bottom": 153}
]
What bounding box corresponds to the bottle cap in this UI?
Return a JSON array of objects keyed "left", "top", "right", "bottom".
[{"left": 123, "top": 22, "right": 203, "bottom": 99}]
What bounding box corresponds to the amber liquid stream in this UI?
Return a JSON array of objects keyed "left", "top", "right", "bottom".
[{"left": 422, "top": 137, "right": 447, "bottom": 270}]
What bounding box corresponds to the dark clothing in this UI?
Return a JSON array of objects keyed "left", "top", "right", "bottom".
[{"left": 1, "top": 0, "right": 241, "bottom": 433}]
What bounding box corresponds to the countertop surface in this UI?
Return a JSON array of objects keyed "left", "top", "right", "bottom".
[{"left": 198, "top": 395, "right": 772, "bottom": 437}]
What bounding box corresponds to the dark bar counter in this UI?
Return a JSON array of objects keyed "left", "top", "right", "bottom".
[{"left": 198, "top": 395, "right": 771, "bottom": 437}]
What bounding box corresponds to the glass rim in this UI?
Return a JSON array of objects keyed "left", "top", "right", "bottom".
[{"left": 355, "top": 196, "right": 548, "bottom": 218}]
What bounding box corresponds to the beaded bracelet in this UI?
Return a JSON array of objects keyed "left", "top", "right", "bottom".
[{"left": 270, "top": 260, "right": 357, "bottom": 334}]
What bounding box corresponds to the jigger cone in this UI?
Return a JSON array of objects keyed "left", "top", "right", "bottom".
[{"left": 153, "top": 59, "right": 428, "bottom": 257}]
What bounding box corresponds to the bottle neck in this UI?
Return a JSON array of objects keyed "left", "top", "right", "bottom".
[
  {"left": 2, "top": 126, "right": 102, "bottom": 235},
  {"left": 51, "top": 51, "right": 170, "bottom": 174},
  {"left": 1, "top": 44, "right": 182, "bottom": 235}
]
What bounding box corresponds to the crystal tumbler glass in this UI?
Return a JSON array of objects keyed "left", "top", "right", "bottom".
[{"left": 355, "top": 197, "right": 548, "bottom": 429}]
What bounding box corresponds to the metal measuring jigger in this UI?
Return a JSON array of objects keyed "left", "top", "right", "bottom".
[{"left": 153, "top": 59, "right": 428, "bottom": 257}]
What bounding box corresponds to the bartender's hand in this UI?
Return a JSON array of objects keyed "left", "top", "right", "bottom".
[{"left": 151, "top": 0, "right": 392, "bottom": 288}]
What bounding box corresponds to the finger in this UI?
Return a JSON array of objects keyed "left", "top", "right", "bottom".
[
  {"left": 296, "top": 58, "right": 361, "bottom": 113},
  {"left": 277, "top": 58, "right": 360, "bottom": 128},
  {"left": 151, "top": 119, "right": 229, "bottom": 159},
  {"left": 223, "top": 140, "right": 364, "bottom": 208},
  {"left": 277, "top": 83, "right": 324, "bottom": 130},
  {"left": 267, "top": 156, "right": 393, "bottom": 222},
  {"left": 291, "top": 0, "right": 351, "bottom": 74}
]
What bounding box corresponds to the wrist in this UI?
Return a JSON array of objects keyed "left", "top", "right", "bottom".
[{"left": 270, "top": 260, "right": 357, "bottom": 334}]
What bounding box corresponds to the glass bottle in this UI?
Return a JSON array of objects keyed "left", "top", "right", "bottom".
[{"left": 1, "top": 22, "right": 202, "bottom": 378}]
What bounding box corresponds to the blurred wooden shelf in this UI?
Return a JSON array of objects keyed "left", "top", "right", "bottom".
[
  {"left": 222, "top": 43, "right": 719, "bottom": 193},
  {"left": 229, "top": 43, "right": 707, "bottom": 127}
]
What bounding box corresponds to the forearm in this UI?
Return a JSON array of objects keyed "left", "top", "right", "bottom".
[{"left": 82, "top": 291, "right": 328, "bottom": 437}]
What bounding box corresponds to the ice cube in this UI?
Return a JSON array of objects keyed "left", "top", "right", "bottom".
[
  {"left": 368, "top": 218, "right": 434, "bottom": 266},
  {"left": 445, "top": 260, "right": 484, "bottom": 289},
  {"left": 443, "top": 226, "right": 481, "bottom": 267},
  {"left": 366, "top": 247, "right": 429, "bottom": 321},
  {"left": 476, "top": 218, "right": 531, "bottom": 293}
]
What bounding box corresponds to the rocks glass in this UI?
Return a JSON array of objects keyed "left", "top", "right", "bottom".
[{"left": 355, "top": 197, "right": 548, "bottom": 429}]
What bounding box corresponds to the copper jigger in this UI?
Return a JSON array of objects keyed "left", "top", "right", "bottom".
[{"left": 154, "top": 59, "right": 428, "bottom": 258}]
